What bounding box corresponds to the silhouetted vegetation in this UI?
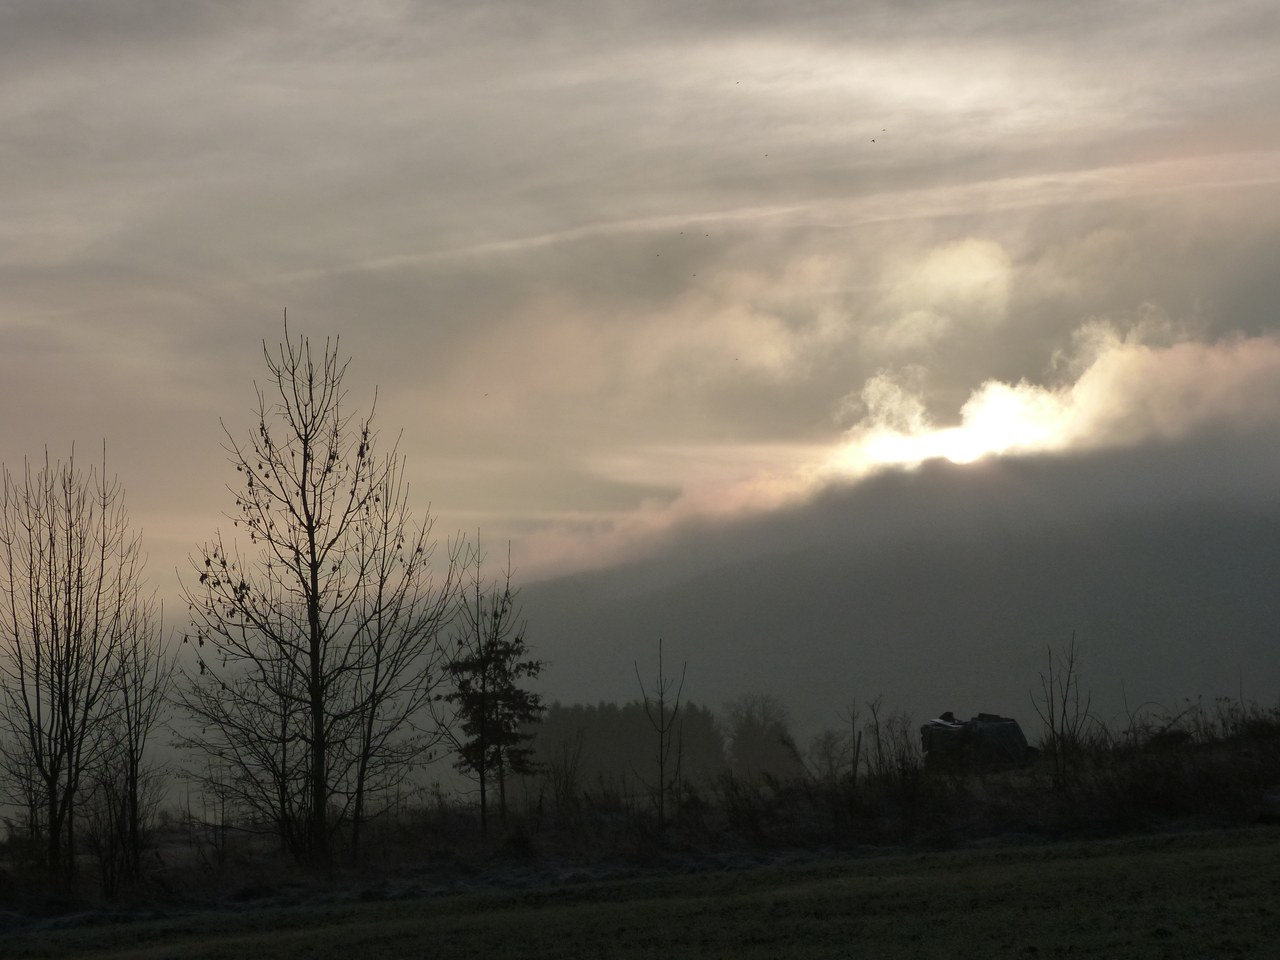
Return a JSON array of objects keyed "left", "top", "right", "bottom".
[
  {"left": 529, "top": 700, "right": 727, "bottom": 791},
  {"left": 0, "top": 449, "right": 168, "bottom": 892},
  {"left": 444, "top": 544, "right": 544, "bottom": 838},
  {"left": 2, "top": 330, "right": 1279, "bottom": 935},
  {"left": 724, "top": 693, "right": 806, "bottom": 782},
  {"left": 174, "top": 326, "right": 463, "bottom": 868},
  {"left": 632, "top": 638, "right": 685, "bottom": 828}
]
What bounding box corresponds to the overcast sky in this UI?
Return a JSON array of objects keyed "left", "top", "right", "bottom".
[{"left": 4, "top": 1, "right": 1280, "bottom": 731}]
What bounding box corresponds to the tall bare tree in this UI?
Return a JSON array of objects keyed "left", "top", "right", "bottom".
[
  {"left": 634, "top": 638, "right": 685, "bottom": 828},
  {"left": 178, "top": 326, "right": 461, "bottom": 865},
  {"left": 0, "top": 450, "right": 158, "bottom": 886}
]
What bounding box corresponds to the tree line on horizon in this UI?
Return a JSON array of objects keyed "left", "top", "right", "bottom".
[{"left": 525, "top": 696, "right": 809, "bottom": 791}]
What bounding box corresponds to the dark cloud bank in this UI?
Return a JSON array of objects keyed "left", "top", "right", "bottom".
[{"left": 523, "top": 430, "right": 1280, "bottom": 736}]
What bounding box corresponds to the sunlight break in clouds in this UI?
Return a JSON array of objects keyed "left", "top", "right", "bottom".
[
  {"left": 520, "top": 325, "right": 1280, "bottom": 578},
  {"left": 828, "top": 326, "right": 1280, "bottom": 476}
]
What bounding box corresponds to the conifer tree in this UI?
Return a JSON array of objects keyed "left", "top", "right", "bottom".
[{"left": 444, "top": 546, "right": 544, "bottom": 837}]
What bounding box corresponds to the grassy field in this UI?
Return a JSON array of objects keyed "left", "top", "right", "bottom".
[{"left": 7, "top": 826, "right": 1280, "bottom": 959}]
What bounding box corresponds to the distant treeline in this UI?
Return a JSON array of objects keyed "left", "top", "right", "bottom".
[{"left": 525, "top": 696, "right": 807, "bottom": 791}]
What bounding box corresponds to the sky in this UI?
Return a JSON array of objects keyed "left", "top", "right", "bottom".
[{"left": 4, "top": 0, "right": 1280, "bottom": 738}]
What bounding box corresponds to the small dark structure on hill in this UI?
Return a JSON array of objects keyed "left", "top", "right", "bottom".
[{"left": 921, "top": 712, "right": 1036, "bottom": 770}]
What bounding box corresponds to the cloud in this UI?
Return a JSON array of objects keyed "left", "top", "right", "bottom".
[
  {"left": 511, "top": 318, "right": 1280, "bottom": 580},
  {"left": 2, "top": 0, "right": 1280, "bottom": 611},
  {"left": 864, "top": 238, "right": 1013, "bottom": 354},
  {"left": 833, "top": 324, "right": 1280, "bottom": 475}
]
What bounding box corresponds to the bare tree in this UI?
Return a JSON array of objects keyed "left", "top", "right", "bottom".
[
  {"left": 0, "top": 450, "right": 158, "bottom": 886},
  {"left": 861, "top": 697, "right": 920, "bottom": 784},
  {"left": 116, "top": 613, "right": 171, "bottom": 878},
  {"left": 840, "top": 699, "right": 864, "bottom": 787},
  {"left": 806, "top": 729, "right": 852, "bottom": 784},
  {"left": 178, "top": 326, "right": 461, "bottom": 866},
  {"left": 177, "top": 657, "right": 311, "bottom": 855},
  {"left": 345, "top": 455, "right": 460, "bottom": 859},
  {"left": 87, "top": 600, "right": 172, "bottom": 895},
  {"left": 634, "top": 638, "right": 685, "bottom": 828},
  {"left": 1032, "top": 632, "right": 1098, "bottom": 791}
]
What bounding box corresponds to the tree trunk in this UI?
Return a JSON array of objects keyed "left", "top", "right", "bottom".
[
  {"left": 478, "top": 759, "right": 488, "bottom": 840},
  {"left": 497, "top": 751, "right": 507, "bottom": 829},
  {"left": 308, "top": 528, "right": 329, "bottom": 866},
  {"left": 310, "top": 676, "right": 328, "bottom": 865}
]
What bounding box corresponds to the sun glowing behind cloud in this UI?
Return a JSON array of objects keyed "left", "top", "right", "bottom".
[
  {"left": 517, "top": 324, "right": 1280, "bottom": 579},
  {"left": 852, "top": 379, "right": 1071, "bottom": 467},
  {"left": 828, "top": 326, "right": 1280, "bottom": 478}
]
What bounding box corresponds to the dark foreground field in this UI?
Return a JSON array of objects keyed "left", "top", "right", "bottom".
[{"left": 8, "top": 827, "right": 1279, "bottom": 960}]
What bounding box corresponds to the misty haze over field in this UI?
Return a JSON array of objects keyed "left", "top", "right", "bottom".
[{"left": 3, "top": 0, "right": 1280, "bottom": 739}]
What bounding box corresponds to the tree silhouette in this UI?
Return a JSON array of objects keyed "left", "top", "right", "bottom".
[
  {"left": 634, "top": 638, "right": 685, "bottom": 828},
  {"left": 177, "top": 325, "right": 462, "bottom": 865},
  {"left": 444, "top": 545, "right": 544, "bottom": 838},
  {"left": 0, "top": 450, "right": 162, "bottom": 887},
  {"left": 724, "top": 693, "right": 804, "bottom": 782},
  {"left": 85, "top": 602, "right": 172, "bottom": 896}
]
